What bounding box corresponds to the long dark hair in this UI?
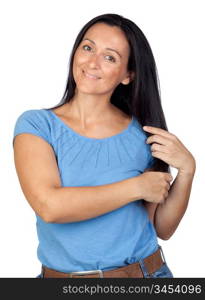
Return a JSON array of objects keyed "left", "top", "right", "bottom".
[{"left": 43, "top": 13, "right": 170, "bottom": 173}]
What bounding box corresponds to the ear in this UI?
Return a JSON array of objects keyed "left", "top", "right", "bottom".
[{"left": 121, "top": 71, "right": 135, "bottom": 85}]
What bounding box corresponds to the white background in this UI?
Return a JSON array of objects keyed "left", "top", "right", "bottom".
[{"left": 0, "top": 0, "right": 204, "bottom": 277}]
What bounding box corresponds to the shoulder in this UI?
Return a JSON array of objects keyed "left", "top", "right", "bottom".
[
  {"left": 13, "top": 109, "right": 52, "bottom": 146},
  {"left": 19, "top": 109, "right": 48, "bottom": 119},
  {"left": 16, "top": 108, "right": 49, "bottom": 121},
  {"left": 14, "top": 109, "right": 53, "bottom": 129}
]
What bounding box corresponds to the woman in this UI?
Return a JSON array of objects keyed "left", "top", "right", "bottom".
[{"left": 13, "top": 13, "right": 196, "bottom": 278}]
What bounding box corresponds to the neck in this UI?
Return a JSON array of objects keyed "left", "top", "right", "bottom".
[{"left": 68, "top": 90, "right": 115, "bottom": 127}]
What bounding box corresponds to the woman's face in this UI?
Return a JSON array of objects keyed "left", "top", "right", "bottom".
[{"left": 72, "top": 22, "right": 132, "bottom": 96}]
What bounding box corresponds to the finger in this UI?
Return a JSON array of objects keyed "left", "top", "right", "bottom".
[
  {"left": 166, "top": 182, "right": 171, "bottom": 191},
  {"left": 165, "top": 173, "right": 173, "bottom": 182},
  {"left": 150, "top": 150, "right": 168, "bottom": 161},
  {"left": 143, "top": 126, "right": 171, "bottom": 138},
  {"left": 167, "top": 174, "right": 173, "bottom": 182},
  {"left": 150, "top": 143, "right": 169, "bottom": 154},
  {"left": 165, "top": 191, "right": 169, "bottom": 199},
  {"left": 146, "top": 134, "right": 170, "bottom": 146}
]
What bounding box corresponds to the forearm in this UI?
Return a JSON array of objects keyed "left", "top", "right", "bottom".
[
  {"left": 154, "top": 169, "right": 195, "bottom": 240},
  {"left": 45, "top": 177, "right": 141, "bottom": 223}
]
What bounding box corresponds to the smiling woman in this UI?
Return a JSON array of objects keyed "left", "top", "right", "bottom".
[
  {"left": 13, "top": 13, "right": 195, "bottom": 278},
  {"left": 71, "top": 22, "right": 133, "bottom": 109}
]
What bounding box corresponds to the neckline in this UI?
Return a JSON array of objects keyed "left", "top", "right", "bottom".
[{"left": 46, "top": 109, "right": 134, "bottom": 141}]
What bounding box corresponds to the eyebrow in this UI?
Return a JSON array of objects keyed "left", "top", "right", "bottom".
[{"left": 82, "top": 38, "right": 122, "bottom": 58}]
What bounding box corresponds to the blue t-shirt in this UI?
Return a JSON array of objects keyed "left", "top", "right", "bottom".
[{"left": 13, "top": 108, "right": 158, "bottom": 272}]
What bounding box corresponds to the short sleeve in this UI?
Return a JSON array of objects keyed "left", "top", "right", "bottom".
[{"left": 13, "top": 109, "right": 51, "bottom": 147}]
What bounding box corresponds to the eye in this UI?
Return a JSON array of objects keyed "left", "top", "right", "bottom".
[
  {"left": 82, "top": 45, "right": 92, "bottom": 51},
  {"left": 104, "top": 55, "right": 116, "bottom": 63}
]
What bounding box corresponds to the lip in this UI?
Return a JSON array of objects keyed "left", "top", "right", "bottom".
[{"left": 83, "top": 70, "right": 101, "bottom": 80}]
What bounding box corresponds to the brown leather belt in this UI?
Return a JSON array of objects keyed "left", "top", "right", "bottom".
[{"left": 41, "top": 247, "right": 165, "bottom": 278}]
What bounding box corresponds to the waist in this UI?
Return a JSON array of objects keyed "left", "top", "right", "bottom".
[
  {"left": 41, "top": 246, "right": 165, "bottom": 278},
  {"left": 37, "top": 213, "right": 158, "bottom": 271}
]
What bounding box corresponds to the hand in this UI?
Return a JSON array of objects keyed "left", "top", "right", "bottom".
[
  {"left": 137, "top": 171, "right": 173, "bottom": 204},
  {"left": 143, "top": 126, "right": 196, "bottom": 175}
]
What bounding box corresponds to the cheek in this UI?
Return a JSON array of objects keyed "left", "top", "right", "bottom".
[
  {"left": 73, "top": 51, "right": 86, "bottom": 69},
  {"left": 73, "top": 54, "right": 85, "bottom": 79},
  {"left": 73, "top": 53, "right": 82, "bottom": 67},
  {"left": 102, "top": 65, "right": 127, "bottom": 84}
]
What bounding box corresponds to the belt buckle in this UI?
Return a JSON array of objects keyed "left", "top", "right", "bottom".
[{"left": 68, "top": 269, "right": 104, "bottom": 278}]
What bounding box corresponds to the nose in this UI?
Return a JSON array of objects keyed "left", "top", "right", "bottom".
[{"left": 87, "top": 53, "right": 100, "bottom": 69}]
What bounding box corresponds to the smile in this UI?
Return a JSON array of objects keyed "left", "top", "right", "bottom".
[{"left": 83, "top": 70, "right": 101, "bottom": 80}]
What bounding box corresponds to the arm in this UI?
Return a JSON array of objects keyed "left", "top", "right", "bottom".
[
  {"left": 143, "top": 166, "right": 196, "bottom": 240},
  {"left": 13, "top": 134, "right": 142, "bottom": 224},
  {"left": 143, "top": 125, "right": 196, "bottom": 240},
  {"left": 154, "top": 167, "right": 195, "bottom": 240},
  {"left": 47, "top": 177, "right": 139, "bottom": 223}
]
